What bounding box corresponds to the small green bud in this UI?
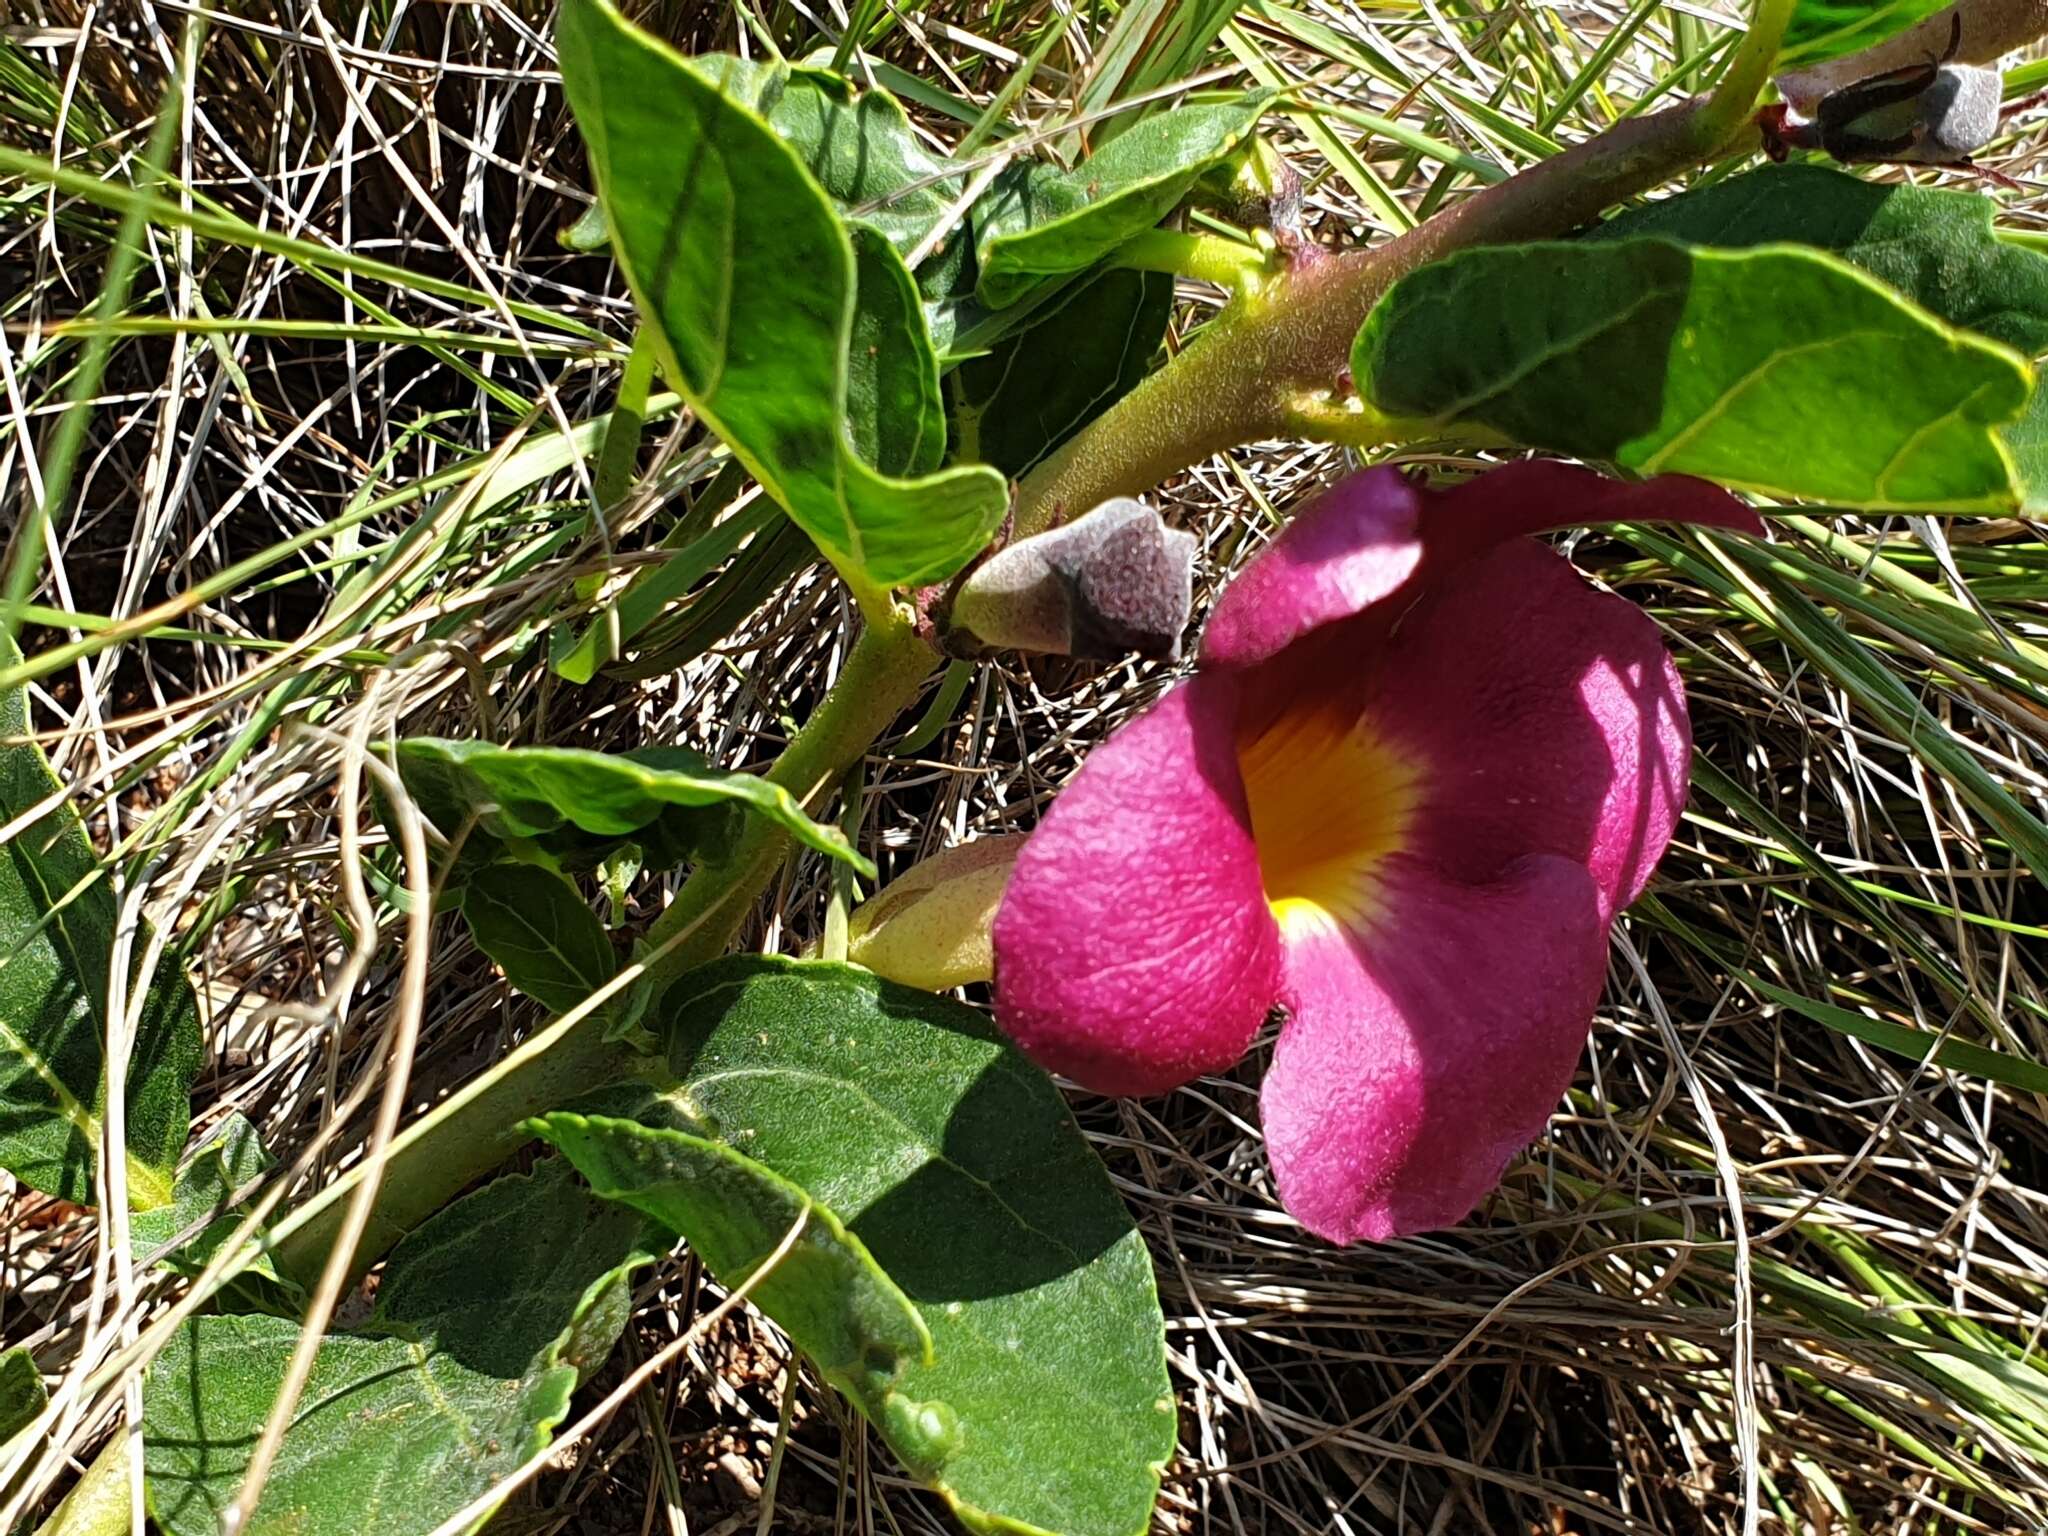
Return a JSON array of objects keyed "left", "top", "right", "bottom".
[{"left": 845, "top": 837, "right": 1024, "bottom": 990}]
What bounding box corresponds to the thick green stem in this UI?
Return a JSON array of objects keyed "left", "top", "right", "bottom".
[{"left": 640, "top": 614, "right": 937, "bottom": 986}]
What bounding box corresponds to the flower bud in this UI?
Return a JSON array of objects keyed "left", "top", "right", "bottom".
[
  {"left": 943, "top": 498, "right": 1196, "bottom": 662},
  {"left": 845, "top": 837, "right": 1022, "bottom": 990}
]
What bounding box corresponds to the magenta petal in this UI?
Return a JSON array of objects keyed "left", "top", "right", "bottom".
[
  {"left": 1426, "top": 459, "right": 1764, "bottom": 562},
  {"left": 1366, "top": 538, "right": 1694, "bottom": 918},
  {"left": 1201, "top": 468, "right": 1426, "bottom": 670},
  {"left": 1202, "top": 462, "right": 1761, "bottom": 672},
  {"left": 1261, "top": 856, "right": 1607, "bottom": 1243},
  {"left": 992, "top": 672, "right": 1282, "bottom": 1095}
]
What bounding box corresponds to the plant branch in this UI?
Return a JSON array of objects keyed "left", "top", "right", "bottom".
[
  {"left": 263, "top": 0, "right": 1797, "bottom": 1290},
  {"left": 639, "top": 613, "right": 937, "bottom": 987},
  {"left": 1012, "top": 1, "right": 1792, "bottom": 539}
]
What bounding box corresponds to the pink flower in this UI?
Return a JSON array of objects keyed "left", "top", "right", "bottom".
[{"left": 991, "top": 462, "right": 1762, "bottom": 1243}]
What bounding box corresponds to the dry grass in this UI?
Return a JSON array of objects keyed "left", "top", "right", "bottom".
[{"left": 3, "top": 2, "right": 2047, "bottom": 1533}]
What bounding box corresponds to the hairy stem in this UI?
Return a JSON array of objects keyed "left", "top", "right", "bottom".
[{"left": 639, "top": 614, "right": 938, "bottom": 986}]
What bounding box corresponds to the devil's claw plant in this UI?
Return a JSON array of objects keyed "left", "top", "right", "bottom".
[{"left": 7, "top": 0, "right": 2048, "bottom": 1531}]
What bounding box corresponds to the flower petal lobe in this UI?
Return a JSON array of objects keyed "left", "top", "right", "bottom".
[
  {"left": 993, "top": 673, "right": 1282, "bottom": 1095},
  {"left": 1261, "top": 856, "right": 1607, "bottom": 1243}
]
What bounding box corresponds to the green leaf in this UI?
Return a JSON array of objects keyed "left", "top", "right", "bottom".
[
  {"left": 1592, "top": 163, "right": 2048, "bottom": 507},
  {"left": 394, "top": 737, "right": 871, "bottom": 878},
  {"left": 543, "top": 957, "right": 1175, "bottom": 1536},
  {"left": 534, "top": 1095, "right": 936, "bottom": 1418},
  {"left": 0, "top": 1345, "right": 44, "bottom": 1445},
  {"left": 555, "top": 0, "right": 1006, "bottom": 594},
  {"left": 143, "top": 1159, "right": 655, "bottom": 1536},
  {"left": 1782, "top": 0, "right": 1953, "bottom": 66},
  {"left": 130, "top": 1112, "right": 285, "bottom": 1288},
  {"left": 0, "top": 633, "right": 200, "bottom": 1210},
  {"left": 949, "top": 269, "right": 1173, "bottom": 478},
  {"left": 849, "top": 226, "right": 948, "bottom": 477},
  {"left": 974, "top": 93, "right": 1270, "bottom": 308},
  {"left": 461, "top": 864, "right": 618, "bottom": 1016},
  {"left": 1354, "top": 237, "right": 2033, "bottom": 511},
  {"left": 678, "top": 54, "right": 972, "bottom": 297}
]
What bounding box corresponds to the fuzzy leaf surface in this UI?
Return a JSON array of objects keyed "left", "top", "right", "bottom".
[
  {"left": 949, "top": 268, "right": 1173, "bottom": 478},
  {"left": 461, "top": 864, "right": 618, "bottom": 1017},
  {"left": 974, "top": 94, "right": 1270, "bottom": 307},
  {"left": 0, "top": 1346, "right": 43, "bottom": 1445},
  {"left": 143, "top": 1160, "right": 654, "bottom": 1536},
  {"left": 1355, "top": 237, "right": 2032, "bottom": 511},
  {"left": 546, "top": 957, "right": 1175, "bottom": 1536},
  {"left": 394, "top": 737, "right": 869, "bottom": 877},
  {"left": 534, "top": 1096, "right": 934, "bottom": 1416},
  {"left": 1592, "top": 164, "right": 2048, "bottom": 507},
  {"left": 130, "top": 1112, "right": 284, "bottom": 1292},
  {"left": 0, "top": 634, "right": 199, "bottom": 1209},
  {"left": 555, "top": 0, "right": 1004, "bottom": 592}
]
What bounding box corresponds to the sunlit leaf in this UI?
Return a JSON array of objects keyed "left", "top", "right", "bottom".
[
  {"left": 555, "top": 0, "right": 1006, "bottom": 593},
  {"left": 1593, "top": 163, "right": 2048, "bottom": 506},
  {"left": 143, "top": 1159, "right": 656, "bottom": 1536},
  {"left": 542, "top": 957, "right": 1175, "bottom": 1536},
  {"left": 974, "top": 93, "right": 1271, "bottom": 307},
  {"left": 394, "top": 737, "right": 869, "bottom": 878},
  {"left": 535, "top": 1093, "right": 935, "bottom": 1422},
  {"left": 0, "top": 633, "right": 200, "bottom": 1210},
  {"left": 1355, "top": 237, "right": 2032, "bottom": 511}
]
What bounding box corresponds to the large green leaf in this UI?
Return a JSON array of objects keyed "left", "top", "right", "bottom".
[
  {"left": 394, "top": 737, "right": 871, "bottom": 877},
  {"left": 0, "top": 634, "right": 200, "bottom": 1209},
  {"left": 460, "top": 863, "right": 618, "bottom": 1016},
  {"left": 679, "top": 54, "right": 971, "bottom": 297},
  {"left": 1592, "top": 163, "right": 2048, "bottom": 506},
  {"left": 143, "top": 1159, "right": 655, "bottom": 1536},
  {"left": 541, "top": 957, "right": 1174, "bottom": 1536},
  {"left": 1781, "top": 0, "right": 1952, "bottom": 66},
  {"left": 534, "top": 1096, "right": 935, "bottom": 1423},
  {"left": 1354, "top": 237, "right": 2032, "bottom": 511},
  {"left": 849, "top": 225, "right": 948, "bottom": 477},
  {"left": 974, "top": 93, "right": 1271, "bottom": 308},
  {"left": 555, "top": 0, "right": 1005, "bottom": 594},
  {"left": 948, "top": 268, "right": 1173, "bottom": 478}
]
